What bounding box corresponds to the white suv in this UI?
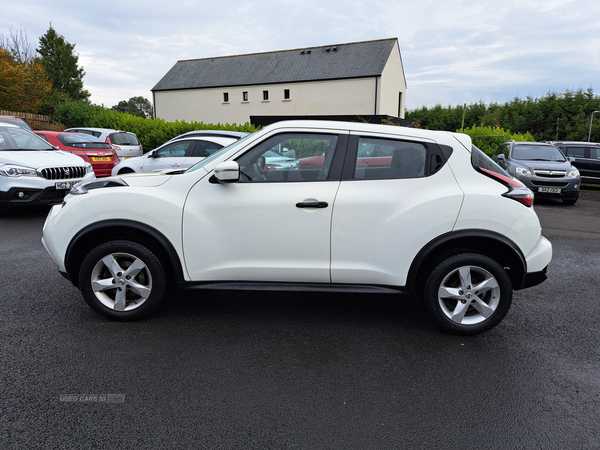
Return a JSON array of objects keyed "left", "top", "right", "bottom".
[
  {"left": 42, "top": 121, "right": 552, "bottom": 335},
  {"left": 0, "top": 124, "right": 94, "bottom": 214}
]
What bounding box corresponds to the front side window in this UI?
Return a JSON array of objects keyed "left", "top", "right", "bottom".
[
  {"left": 155, "top": 141, "right": 192, "bottom": 158},
  {"left": 562, "top": 147, "right": 586, "bottom": 158},
  {"left": 353, "top": 137, "right": 426, "bottom": 180},
  {"left": 236, "top": 133, "right": 338, "bottom": 182}
]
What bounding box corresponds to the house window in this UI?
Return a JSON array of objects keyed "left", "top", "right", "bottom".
[
  {"left": 283, "top": 89, "right": 290, "bottom": 100},
  {"left": 263, "top": 90, "right": 269, "bottom": 101},
  {"left": 242, "top": 91, "right": 249, "bottom": 102},
  {"left": 223, "top": 92, "right": 229, "bottom": 103}
]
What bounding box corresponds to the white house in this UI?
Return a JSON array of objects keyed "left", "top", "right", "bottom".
[{"left": 151, "top": 38, "right": 407, "bottom": 125}]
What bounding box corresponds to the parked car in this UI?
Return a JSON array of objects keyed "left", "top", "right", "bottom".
[
  {"left": 33, "top": 131, "right": 119, "bottom": 177},
  {"left": 0, "top": 115, "right": 32, "bottom": 131},
  {"left": 42, "top": 121, "right": 552, "bottom": 335},
  {"left": 0, "top": 124, "right": 94, "bottom": 214},
  {"left": 167, "top": 130, "right": 249, "bottom": 143},
  {"left": 64, "top": 127, "right": 143, "bottom": 159},
  {"left": 111, "top": 136, "right": 236, "bottom": 175},
  {"left": 494, "top": 141, "right": 580, "bottom": 204},
  {"left": 549, "top": 141, "right": 600, "bottom": 185}
]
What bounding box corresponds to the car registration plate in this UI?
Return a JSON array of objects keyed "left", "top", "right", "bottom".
[
  {"left": 55, "top": 181, "right": 78, "bottom": 190},
  {"left": 538, "top": 187, "right": 561, "bottom": 193},
  {"left": 92, "top": 157, "right": 111, "bottom": 161}
]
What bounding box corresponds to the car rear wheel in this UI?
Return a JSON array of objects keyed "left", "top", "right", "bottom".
[
  {"left": 79, "top": 240, "right": 166, "bottom": 320},
  {"left": 422, "top": 253, "right": 512, "bottom": 335}
]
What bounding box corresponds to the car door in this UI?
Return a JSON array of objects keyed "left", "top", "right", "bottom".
[
  {"left": 330, "top": 133, "right": 463, "bottom": 287},
  {"left": 560, "top": 146, "right": 592, "bottom": 180},
  {"left": 182, "top": 131, "right": 347, "bottom": 283},
  {"left": 140, "top": 141, "right": 193, "bottom": 171}
]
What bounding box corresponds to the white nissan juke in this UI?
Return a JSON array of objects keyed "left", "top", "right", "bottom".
[{"left": 42, "top": 121, "right": 552, "bottom": 335}]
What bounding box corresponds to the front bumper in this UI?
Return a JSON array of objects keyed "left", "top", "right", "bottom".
[{"left": 517, "top": 176, "right": 580, "bottom": 199}]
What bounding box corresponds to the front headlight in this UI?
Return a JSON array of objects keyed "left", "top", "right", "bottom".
[
  {"left": 70, "top": 178, "right": 129, "bottom": 195},
  {"left": 0, "top": 165, "right": 38, "bottom": 177},
  {"left": 568, "top": 167, "right": 580, "bottom": 178},
  {"left": 85, "top": 163, "right": 93, "bottom": 174},
  {"left": 515, "top": 167, "right": 532, "bottom": 177}
]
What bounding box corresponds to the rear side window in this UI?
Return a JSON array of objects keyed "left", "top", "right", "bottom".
[
  {"left": 354, "top": 137, "right": 426, "bottom": 180},
  {"left": 591, "top": 148, "right": 600, "bottom": 160},
  {"left": 471, "top": 145, "right": 510, "bottom": 177},
  {"left": 109, "top": 133, "right": 139, "bottom": 146}
]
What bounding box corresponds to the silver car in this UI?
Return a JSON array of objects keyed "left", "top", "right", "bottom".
[{"left": 65, "top": 127, "right": 143, "bottom": 159}]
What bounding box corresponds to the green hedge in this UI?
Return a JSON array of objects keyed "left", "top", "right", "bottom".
[
  {"left": 52, "top": 101, "right": 257, "bottom": 151},
  {"left": 457, "top": 125, "right": 535, "bottom": 156}
]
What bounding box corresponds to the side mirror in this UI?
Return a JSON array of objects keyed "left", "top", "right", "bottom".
[
  {"left": 496, "top": 154, "right": 506, "bottom": 162},
  {"left": 213, "top": 161, "right": 240, "bottom": 183},
  {"left": 569, "top": 156, "right": 575, "bottom": 162}
]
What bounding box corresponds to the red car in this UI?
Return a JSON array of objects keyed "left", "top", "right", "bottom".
[{"left": 33, "top": 131, "right": 120, "bottom": 177}]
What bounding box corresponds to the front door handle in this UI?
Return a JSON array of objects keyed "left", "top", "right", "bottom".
[{"left": 296, "top": 201, "right": 328, "bottom": 209}]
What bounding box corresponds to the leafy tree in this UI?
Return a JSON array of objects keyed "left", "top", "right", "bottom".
[
  {"left": 37, "top": 24, "right": 89, "bottom": 114},
  {"left": 0, "top": 47, "right": 51, "bottom": 113},
  {"left": 111, "top": 96, "right": 153, "bottom": 118}
]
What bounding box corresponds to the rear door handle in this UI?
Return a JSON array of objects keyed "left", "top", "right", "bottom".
[{"left": 296, "top": 201, "right": 329, "bottom": 208}]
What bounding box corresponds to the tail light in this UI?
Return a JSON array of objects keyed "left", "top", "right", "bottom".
[{"left": 480, "top": 168, "right": 534, "bottom": 207}]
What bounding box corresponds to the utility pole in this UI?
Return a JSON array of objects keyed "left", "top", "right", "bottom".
[{"left": 589, "top": 111, "right": 600, "bottom": 142}]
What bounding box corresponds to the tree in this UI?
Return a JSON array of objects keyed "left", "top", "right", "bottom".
[
  {"left": 111, "top": 96, "right": 153, "bottom": 118},
  {"left": 0, "top": 47, "right": 52, "bottom": 113},
  {"left": 0, "top": 27, "right": 36, "bottom": 65},
  {"left": 37, "top": 24, "right": 89, "bottom": 113}
]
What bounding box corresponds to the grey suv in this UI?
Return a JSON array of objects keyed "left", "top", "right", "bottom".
[
  {"left": 494, "top": 141, "right": 580, "bottom": 204},
  {"left": 550, "top": 141, "right": 600, "bottom": 185}
]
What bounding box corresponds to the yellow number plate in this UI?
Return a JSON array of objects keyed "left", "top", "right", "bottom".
[{"left": 92, "top": 157, "right": 111, "bottom": 161}]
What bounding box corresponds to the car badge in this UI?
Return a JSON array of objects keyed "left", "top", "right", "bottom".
[{"left": 64, "top": 168, "right": 70, "bottom": 177}]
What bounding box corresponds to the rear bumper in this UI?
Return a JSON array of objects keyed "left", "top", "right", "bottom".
[{"left": 519, "top": 266, "right": 548, "bottom": 289}]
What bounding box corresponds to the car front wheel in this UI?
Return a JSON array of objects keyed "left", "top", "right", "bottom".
[
  {"left": 422, "top": 253, "right": 512, "bottom": 335},
  {"left": 79, "top": 240, "right": 167, "bottom": 320}
]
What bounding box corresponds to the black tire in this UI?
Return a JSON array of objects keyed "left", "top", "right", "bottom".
[
  {"left": 78, "top": 240, "right": 167, "bottom": 320},
  {"left": 422, "top": 253, "right": 512, "bottom": 335},
  {"left": 563, "top": 195, "right": 578, "bottom": 205},
  {"left": 118, "top": 168, "right": 135, "bottom": 175}
]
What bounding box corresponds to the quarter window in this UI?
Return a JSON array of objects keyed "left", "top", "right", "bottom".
[
  {"left": 353, "top": 137, "right": 426, "bottom": 180},
  {"left": 236, "top": 133, "right": 338, "bottom": 183}
]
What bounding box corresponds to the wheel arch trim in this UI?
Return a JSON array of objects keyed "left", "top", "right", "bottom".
[
  {"left": 64, "top": 219, "right": 184, "bottom": 287},
  {"left": 406, "top": 229, "right": 527, "bottom": 291}
]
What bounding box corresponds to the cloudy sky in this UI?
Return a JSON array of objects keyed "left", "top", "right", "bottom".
[{"left": 2, "top": 0, "right": 599, "bottom": 111}]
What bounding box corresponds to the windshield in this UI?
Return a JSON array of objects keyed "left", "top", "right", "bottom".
[
  {"left": 186, "top": 132, "right": 257, "bottom": 173},
  {"left": 512, "top": 144, "right": 566, "bottom": 162},
  {"left": 0, "top": 126, "right": 55, "bottom": 151}
]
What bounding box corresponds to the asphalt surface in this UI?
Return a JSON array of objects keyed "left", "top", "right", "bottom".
[{"left": 1, "top": 190, "right": 599, "bottom": 449}]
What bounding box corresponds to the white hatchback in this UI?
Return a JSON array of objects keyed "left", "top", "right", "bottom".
[
  {"left": 42, "top": 121, "right": 552, "bottom": 335},
  {"left": 111, "top": 136, "right": 237, "bottom": 175},
  {"left": 65, "top": 127, "right": 143, "bottom": 159}
]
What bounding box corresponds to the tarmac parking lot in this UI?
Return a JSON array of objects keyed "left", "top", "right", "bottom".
[{"left": 1, "top": 190, "right": 599, "bottom": 449}]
